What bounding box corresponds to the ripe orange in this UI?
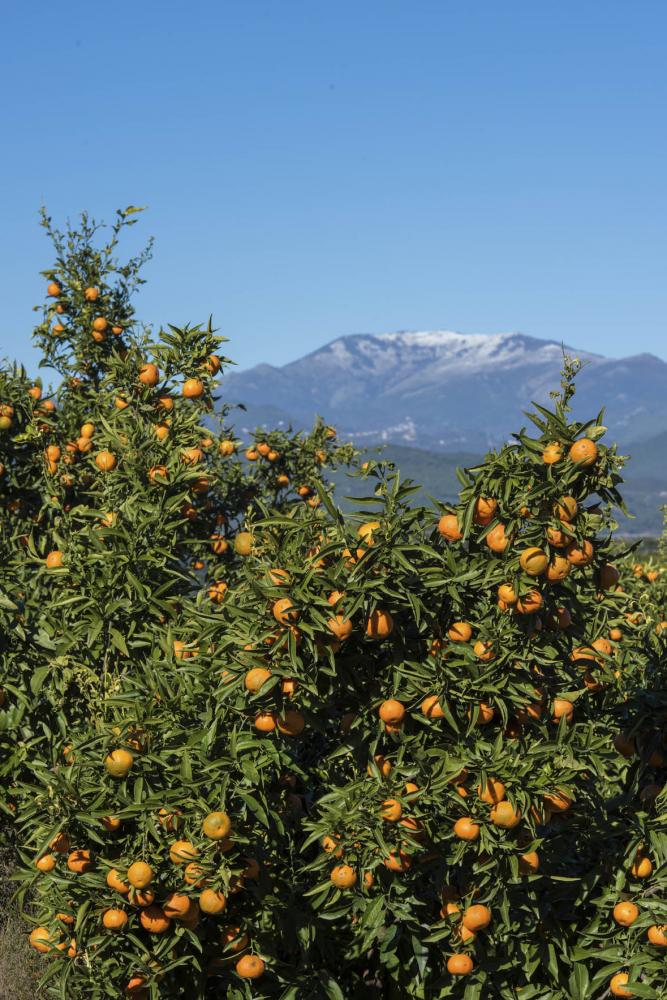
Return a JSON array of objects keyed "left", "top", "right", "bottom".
[
  {"left": 202, "top": 811, "right": 232, "bottom": 840},
  {"left": 105, "top": 748, "right": 134, "bottom": 778},
  {"left": 127, "top": 861, "right": 153, "bottom": 889},
  {"left": 95, "top": 450, "right": 117, "bottom": 472},
  {"left": 199, "top": 889, "right": 227, "bottom": 914},
  {"left": 613, "top": 901, "right": 639, "bottom": 926},
  {"left": 542, "top": 442, "right": 563, "bottom": 463},
  {"left": 67, "top": 849, "right": 93, "bottom": 873},
  {"left": 330, "top": 864, "right": 357, "bottom": 888},
  {"left": 244, "top": 667, "right": 272, "bottom": 693},
  {"left": 381, "top": 798, "right": 403, "bottom": 822},
  {"left": 438, "top": 513, "right": 462, "bottom": 541},
  {"left": 45, "top": 550, "right": 64, "bottom": 569},
  {"left": 35, "top": 854, "right": 57, "bottom": 872},
  {"left": 47, "top": 281, "right": 62, "bottom": 297},
  {"left": 473, "top": 639, "right": 495, "bottom": 661},
  {"left": 169, "top": 840, "right": 199, "bottom": 864},
  {"left": 453, "top": 817, "right": 480, "bottom": 841},
  {"left": 138, "top": 363, "right": 159, "bottom": 386},
  {"left": 102, "top": 908, "right": 128, "bottom": 930},
  {"left": 273, "top": 597, "right": 299, "bottom": 625},
  {"left": 421, "top": 695, "right": 446, "bottom": 719},
  {"left": 183, "top": 378, "right": 205, "bottom": 398},
  {"left": 545, "top": 557, "right": 570, "bottom": 583},
  {"left": 497, "top": 583, "right": 517, "bottom": 604},
  {"left": 234, "top": 532, "right": 253, "bottom": 556},
  {"left": 485, "top": 522, "right": 509, "bottom": 552},
  {"left": 254, "top": 711, "right": 277, "bottom": 732},
  {"left": 366, "top": 609, "right": 394, "bottom": 639},
  {"left": 236, "top": 955, "right": 265, "bottom": 979},
  {"left": 555, "top": 496, "right": 578, "bottom": 521},
  {"left": 107, "top": 868, "right": 130, "bottom": 894},
  {"left": 163, "top": 892, "right": 193, "bottom": 919},
  {"left": 631, "top": 855, "right": 652, "bottom": 879},
  {"left": 448, "top": 621, "right": 472, "bottom": 642},
  {"left": 327, "top": 614, "right": 354, "bottom": 640},
  {"left": 84, "top": 286, "right": 99, "bottom": 300},
  {"left": 92, "top": 316, "right": 108, "bottom": 332},
  {"left": 490, "top": 801, "right": 521, "bottom": 828},
  {"left": 566, "top": 539, "right": 594, "bottom": 566},
  {"left": 647, "top": 925, "right": 667, "bottom": 946},
  {"left": 473, "top": 497, "right": 497, "bottom": 525},
  {"left": 519, "top": 547, "right": 548, "bottom": 576},
  {"left": 277, "top": 709, "right": 306, "bottom": 736},
  {"left": 609, "top": 973, "right": 633, "bottom": 997},
  {"left": 462, "top": 904, "right": 491, "bottom": 931},
  {"left": 518, "top": 851, "right": 540, "bottom": 874},
  {"left": 477, "top": 779, "right": 505, "bottom": 804},
  {"left": 569, "top": 438, "right": 598, "bottom": 466},
  {"left": 378, "top": 699, "right": 405, "bottom": 725},
  {"left": 447, "top": 954, "right": 474, "bottom": 975},
  {"left": 140, "top": 905, "right": 170, "bottom": 934},
  {"left": 551, "top": 698, "right": 574, "bottom": 723},
  {"left": 543, "top": 790, "right": 572, "bottom": 813},
  {"left": 383, "top": 850, "right": 412, "bottom": 872},
  {"left": 29, "top": 926, "right": 57, "bottom": 952}
]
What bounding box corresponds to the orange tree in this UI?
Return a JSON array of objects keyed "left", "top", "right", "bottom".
[{"left": 0, "top": 210, "right": 665, "bottom": 999}]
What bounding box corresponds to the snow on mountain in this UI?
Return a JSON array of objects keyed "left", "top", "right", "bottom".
[{"left": 221, "top": 331, "right": 667, "bottom": 451}]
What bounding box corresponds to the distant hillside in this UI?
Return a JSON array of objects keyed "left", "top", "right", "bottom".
[{"left": 329, "top": 441, "right": 664, "bottom": 537}]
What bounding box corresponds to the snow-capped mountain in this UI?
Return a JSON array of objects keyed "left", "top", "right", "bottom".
[{"left": 222, "top": 331, "right": 667, "bottom": 451}]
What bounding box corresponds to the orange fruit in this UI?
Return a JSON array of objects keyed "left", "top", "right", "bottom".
[
  {"left": 95, "top": 450, "right": 117, "bottom": 472},
  {"left": 330, "top": 864, "right": 357, "bottom": 888},
  {"left": 107, "top": 868, "right": 130, "bottom": 894},
  {"left": 138, "top": 363, "right": 159, "bottom": 387},
  {"left": 518, "top": 851, "right": 540, "bottom": 874},
  {"left": 613, "top": 901, "right": 639, "bottom": 926},
  {"left": 47, "top": 281, "right": 62, "bottom": 297},
  {"left": 140, "top": 905, "right": 170, "bottom": 934},
  {"left": 599, "top": 563, "right": 620, "bottom": 590},
  {"left": 569, "top": 438, "right": 598, "bottom": 466},
  {"left": 366, "top": 609, "right": 394, "bottom": 639},
  {"left": 203, "top": 811, "right": 232, "bottom": 840},
  {"left": 647, "top": 925, "right": 667, "bottom": 947},
  {"left": 163, "top": 892, "right": 193, "bottom": 919},
  {"left": 462, "top": 904, "right": 491, "bottom": 931},
  {"left": 105, "top": 748, "right": 134, "bottom": 778},
  {"left": 519, "top": 547, "right": 548, "bottom": 576},
  {"left": 542, "top": 442, "right": 563, "bottom": 463},
  {"left": 170, "top": 840, "right": 199, "bottom": 864},
  {"left": 490, "top": 801, "right": 521, "bottom": 828},
  {"left": 380, "top": 798, "right": 403, "bottom": 822},
  {"left": 127, "top": 861, "right": 153, "bottom": 889},
  {"left": 448, "top": 621, "right": 472, "bottom": 643},
  {"left": 447, "top": 954, "right": 474, "bottom": 975},
  {"left": 477, "top": 779, "right": 505, "bottom": 804},
  {"left": 421, "top": 695, "right": 446, "bottom": 719},
  {"left": 453, "top": 817, "right": 480, "bottom": 841},
  {"left": 102, "top": 908, "right": 128, "bottom": 931},
  {"left": 273, "top": 597, "right": 299, "bottom": 624},
  {"left": 35, "top": 854, "right": 57, "bottom": 872},
  {"left": 67, "top": 849, "right": 93, "bottom": 873},
  {"left": 183, "top": 378, "right": 205, "bottom": 398},
  {"left": 45, "top": 550, "right": 64, "bottom": 569},
  {"left": 383, "top": 850, "right": 412, "bottom": 872},
  {"left": 551, "top": 698, "right": 574, "bottom": 723},
  {"left": 473, "top": 639, "right": 495, "bottom": 661},
  {"left": 630, "top": 855, "right": 652, "bottom": 879},
  {"left": 438, "top": 513, "right": 462, "bottom": 541},
  {"left": 234, "top": 532, "right": 253, "bottom": 556},
  {"left": 497, "top": 583, "right": 517, "bottom": 605},
  {"left": 545, "top": 557, "right": 570, "bottom": 583},
  {"left": 473, "top": 497, "right": 497, "bottom": 525},
  {"left": 609, "top": 973, "right": 633, "bottom": 997},
  {"left": 566, "top": 539, "right": 594, "bottom": 566},
  {"left": 254, "top": 711, "right": 277, "bottom": 733},
  {"left": 200, "top": 889, "right": 227, "bottom": 914},
  {"left": 378, "top": 699, "right": 405, "bottom": 725},
  {"left": 236, "top": 955, "right": 265, "bottom": 979},
  {"left": 244, "top": 667, "right": 272, "bottom": 693},
  {"left": 29, "top": 926, "right": 57, "bottom": 952},
  {"left": 485, "top": 522, "right": 509, "bottom": 552}
]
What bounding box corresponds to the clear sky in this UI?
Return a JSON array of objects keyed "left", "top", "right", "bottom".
[{"left": 1, "top": 0, "right": 666, "bottom": 377}]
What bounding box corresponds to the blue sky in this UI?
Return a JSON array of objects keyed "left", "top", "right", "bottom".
[{"left": 1, "top": 0, "right": 666, "bottom": 376}]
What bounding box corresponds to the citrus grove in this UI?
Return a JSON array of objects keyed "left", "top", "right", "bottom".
[{"left": 0, "top": 208, "right": 666, "bottom": 999}]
